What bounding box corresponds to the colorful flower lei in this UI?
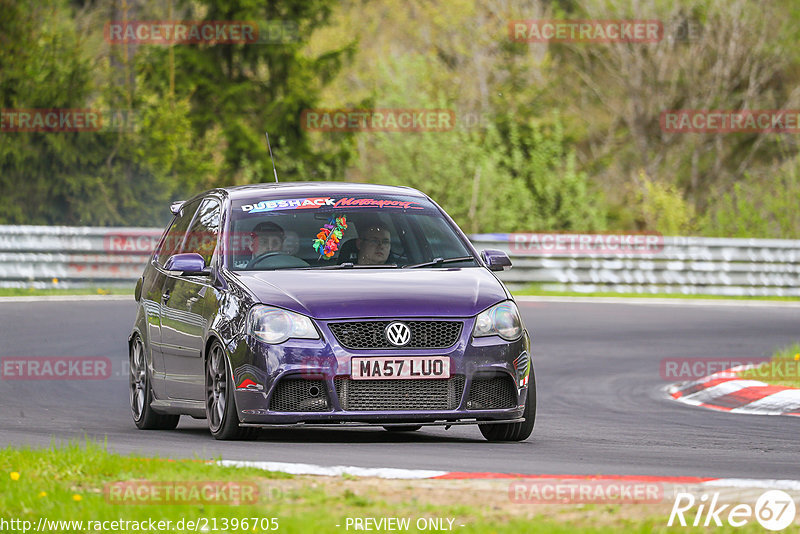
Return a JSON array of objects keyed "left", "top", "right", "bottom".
[{"left": 313, "top": 215, "right": 347, "bottom": 259}]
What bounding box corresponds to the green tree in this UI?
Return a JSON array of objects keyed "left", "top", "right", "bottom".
[
  {"left": 0, "top": 0, "right": 354, "bottom": 226},
  {"left": 363, "top": 112, "right": 604, "bottom": 233},
  {"left": 0, "top": 0, "right": 97, "bottom": 224},
  {"left": 700, "top": 160, "right": 800, "bottom": 238},
  {"left": 139, "top": 0, "right": 357, "bottom": 184}
]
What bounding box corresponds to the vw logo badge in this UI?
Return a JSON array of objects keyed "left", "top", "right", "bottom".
[{"left": 385, "top": 322, "right": 411, "bottom": 347}]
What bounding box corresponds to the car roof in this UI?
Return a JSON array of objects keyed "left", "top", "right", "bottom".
[{"left": 215, "top": 182, "right": 427, "bottom": 202}]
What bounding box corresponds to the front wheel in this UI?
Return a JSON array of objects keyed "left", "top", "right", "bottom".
[
  {"left": 206, "top": 341, "right": 259, "bottom": 440},
  {"left": 479, "top": 368, "right": 536, "bottom": 442},
  {"left": 129, "top": 335, "right": 179, "bottom": 430}
]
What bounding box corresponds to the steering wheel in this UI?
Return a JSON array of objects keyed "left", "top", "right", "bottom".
[{"left": 246, "top": 251, "right": 289, "bottom": 269}]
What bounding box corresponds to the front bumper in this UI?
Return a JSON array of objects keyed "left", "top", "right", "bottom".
[
  {"left": 228, "top": 317, "right": 531, "bottom": 426},
  {"left": 238, "top": 418, "right": 527, "bottom": 429}
]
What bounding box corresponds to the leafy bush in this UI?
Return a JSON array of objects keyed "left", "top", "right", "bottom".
[{"left": 700, "top": 160, "right": 800, "bottom": 238}]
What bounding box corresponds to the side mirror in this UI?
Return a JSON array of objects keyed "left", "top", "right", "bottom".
[
  {"left": 481, "top": 249, "right": 512, "bottom": 272},
  {"left": 169, "top": 200, "right": 185, "bottom": 216},
  {"left": 164, "top": 253, "right": 208, "bottom": 275}
]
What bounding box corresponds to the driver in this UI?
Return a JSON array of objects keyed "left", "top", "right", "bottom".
[
  {"left": 356, "top": 225, "right": 391, "bottom": 265},
  {"left": 249, "top": 221, "right": 285, "bottom": 258}
]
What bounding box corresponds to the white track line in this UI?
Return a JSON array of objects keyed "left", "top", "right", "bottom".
[
  {"left": 0, "top": 295, "right": 132, "bottom": 303},
  {"left": 515, "top": 296, "right": 800, "bottom": 307},
  {"left": 218, "top": 460, "right": 447, "bottom": 479},
  {"left": 218, "top": 460, "right": 800, "bottom": 489},
  {"left": 702, "top": 479, "right": 800, "bottom": 491}
]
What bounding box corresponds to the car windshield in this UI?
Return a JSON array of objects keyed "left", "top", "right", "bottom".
[{"left": 226, "top": 194, "right": 477, "bottom": 270}]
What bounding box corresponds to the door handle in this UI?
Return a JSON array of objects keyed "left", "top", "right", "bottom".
[{"left": 162, "top": 290, "right": 171, "bottom": 302}]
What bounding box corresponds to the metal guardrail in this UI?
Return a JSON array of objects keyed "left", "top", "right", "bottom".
[
  {"left": 0, "top": 226, "right": 798, "bottom": 296},
  {"left": 472, "top": 233, "right": 800, "bottom": 296},
  {"left": 0, "top": 226, "right": 157, "bottom": 288}
]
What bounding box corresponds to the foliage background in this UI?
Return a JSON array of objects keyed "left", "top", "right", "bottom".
[{"left": 1, "top": 0, "right": 799, "bottom": 236}]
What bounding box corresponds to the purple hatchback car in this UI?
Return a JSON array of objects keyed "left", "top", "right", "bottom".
[{"left": 129, "top": 183, "right": 535, "bottom": 441}]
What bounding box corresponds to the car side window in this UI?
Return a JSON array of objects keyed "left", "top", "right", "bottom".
[
  {"left": 156, "top": 199, "right": 201, "bottom": 267},
  {"left": 182, "top": 198, "right": 221, "bottom": 266}
]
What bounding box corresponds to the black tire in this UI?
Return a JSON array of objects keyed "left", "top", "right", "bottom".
[
  {"left": 206, "top": 340, "right": 259, "bottom": 440},
  {"left": 130, "top": 336, "right": 180, "bottom": 430},
  {"left": 383, "top": 425, "right": 422, "bottom": 432},
  {"left": 479, "top": 369, "right": 536, "bottom": 442}
]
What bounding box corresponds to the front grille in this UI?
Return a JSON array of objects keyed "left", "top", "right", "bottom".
[
  {"left": 334, "top": 375, "right": 465, "bottom": 411},
  {"left": 466, "top": 375, "right": 518, "bottom": 410},
  {"left": 269, "top": 378, "right": 330, "bottom": 412},
  {"left": 329, "top": 321, "right": 462, "bottom": 349}
]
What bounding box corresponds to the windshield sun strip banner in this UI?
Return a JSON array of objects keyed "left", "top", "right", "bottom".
[{"left": 239, "top": 196, "right": 427, "bottom": 213}]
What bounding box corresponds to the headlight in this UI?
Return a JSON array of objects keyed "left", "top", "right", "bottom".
[
  {"left": 246, "top": 305, "right": 319, "bottom": 344},
  {"left": 472, "top": 301, "right": 523, "bottom": 341}
]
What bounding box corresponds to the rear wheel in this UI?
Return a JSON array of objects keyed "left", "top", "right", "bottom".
[
  {"left": 206, "top": 341, "right": 259, "bottom": 440},
  {"left": 129, "top": 336, "right": 179, "bottom": 430},
  {"left": 479, "top": 369, "right": 536, "bottom": 442},
  {"left": 383, "top": 425, "right": 422, "bottom": 432}
]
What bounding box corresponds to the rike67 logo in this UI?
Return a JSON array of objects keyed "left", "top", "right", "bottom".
[{"left": 669, "top": 490, "right": 797, "bottom": 531}]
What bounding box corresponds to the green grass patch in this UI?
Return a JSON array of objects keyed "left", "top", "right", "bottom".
[
  {"left": 0, "top": 287, "right": 132, "bottom": 297},
  {"left": 739, "top": 343, "right": 800, "bottom": 388},
  {"left": 0, "top": 441, "right": 780, "bottom": 533},
  {"left": 512, "top": 284, "right": 798, "bottom": 301}
]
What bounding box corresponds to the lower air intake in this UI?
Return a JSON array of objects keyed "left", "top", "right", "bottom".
[
  {"left": 466, "top": 375, "right": 518, "bottom": 410},
  {"left": 335, "top": 375, "right": 465, "bottom": 411},
  {"left": 269, "top": 378, "right": 330, "bottom": 412}
]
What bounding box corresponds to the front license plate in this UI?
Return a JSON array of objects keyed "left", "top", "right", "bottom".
[{"left": 351, "top": 356, "right": 451, "bottom": 380}]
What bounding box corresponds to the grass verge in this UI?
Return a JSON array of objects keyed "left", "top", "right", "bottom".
[
  {"left": 738, "top": 343, "right": 800, "bottom": 388},
  {"left": 0, "top": 441, "right": 785, "bottom": 533}
]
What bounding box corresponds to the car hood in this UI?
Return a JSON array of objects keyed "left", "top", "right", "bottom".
[{"left": 232, "top": 268, "right": 509, "bottom": 319}]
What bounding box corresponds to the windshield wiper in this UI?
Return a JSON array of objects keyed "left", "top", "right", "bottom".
[
  {"left": 351, "top": 263, "right": 399, "bottom": 269},
  {"left": 297, "top": 263, "right": 399, "bottom": 270},
  {"left": 402, "top": 256, "right": 475, "bottom": 269}
]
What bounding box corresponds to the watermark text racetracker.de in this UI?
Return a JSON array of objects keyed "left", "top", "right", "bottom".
[
  {"left": 510, "top": 479, "right": 662, "bottom": 504},
  {"left": 105, "top": 481, "right": 275, "bottom": 505},
  {"left": 1, "top": 357, "right": 111, "bottom": 380},
  {"left": 509, "top": 19, "right": 663, "bottom": 43},
  {"left": 661, "top": 110, "right": 800, "bottom": 133},
  {"left": 509, "top": 232, "right": 664, "bottom": 255},
  {"left": 301, "top": 109, "right": 455, "bottom": 132},
  {"left": 1, "top": 109, "right": 139, "bottom": 132},
  {"left": 104, "top": 20, "right": 299, "bottom": 44},
  {"left": 1, "top": 109, "right": 100, "bottom": 132},
  {"left": 660, "top": 357, "right": 772, "bottom": 380},
  {"left": 0, "top": 516, "right": 279, "bottom": 533}
]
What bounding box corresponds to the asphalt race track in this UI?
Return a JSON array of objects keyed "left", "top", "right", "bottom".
[{"left": 1, "top": 298, "right": 798, "bottom": 480}]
